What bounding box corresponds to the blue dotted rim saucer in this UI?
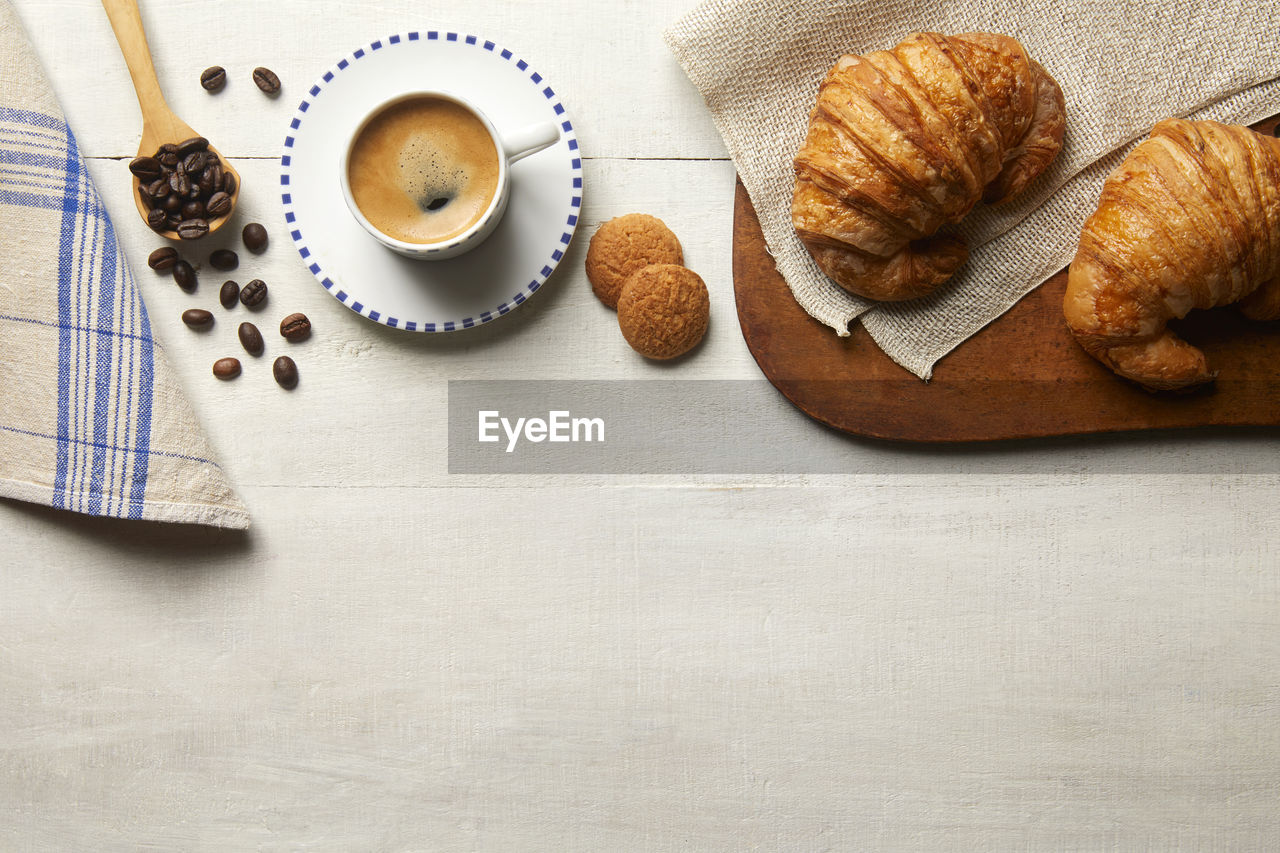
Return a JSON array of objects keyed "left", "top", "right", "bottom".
[{"left": 279, "top": 31, "right": 583, "bottom": 332}]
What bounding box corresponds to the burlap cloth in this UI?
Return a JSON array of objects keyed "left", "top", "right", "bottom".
[{"left": 665, "top": 0, "right": 1280, "bottom": 379}]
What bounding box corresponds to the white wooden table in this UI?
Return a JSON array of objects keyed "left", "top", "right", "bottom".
[{"left": 4, "top": 1, "right": 1279, "bottom": 849}]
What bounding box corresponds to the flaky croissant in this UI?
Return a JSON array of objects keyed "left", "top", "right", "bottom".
[
  {"left": 1064, "top": 119, "right": 1280, "bottom": 391},
  {"left": 791, "top": 32, "right": 1066, "bottom": 302}
]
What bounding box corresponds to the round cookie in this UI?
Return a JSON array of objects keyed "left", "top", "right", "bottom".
[
  {"left": 585, "top": 214, "right": 683, "bottom": 308},
  {"left": 617, "top": 264, "right": 709, "bottom": 360}
]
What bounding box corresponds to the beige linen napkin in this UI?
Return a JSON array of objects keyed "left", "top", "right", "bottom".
[
  {"left": 0, "top": 1, "right": 249, "bottom": 528},
  {"left": 665, "top": 0, "right": 1280, "bottom": 378}
]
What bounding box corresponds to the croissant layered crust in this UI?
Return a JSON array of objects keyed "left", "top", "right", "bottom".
[
  {"left": 1064, "top": 119, "right": 1280, "bottom": 391},
  {"left": 792, "top": 32, "right": 1066, "bottom": 301}
]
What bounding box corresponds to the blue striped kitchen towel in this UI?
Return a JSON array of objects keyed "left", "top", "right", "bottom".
[{"left": 0, "top": 2, "right": 248, "bottom": 529}]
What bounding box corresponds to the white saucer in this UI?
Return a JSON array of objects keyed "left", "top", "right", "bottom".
[{"left": 280, "top": 31, "right": 582, "bottom": 331}]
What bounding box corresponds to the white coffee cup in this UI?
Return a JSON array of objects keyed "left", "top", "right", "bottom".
[{"left": 339, "top": 90, "right": 559, "bottom": 260}]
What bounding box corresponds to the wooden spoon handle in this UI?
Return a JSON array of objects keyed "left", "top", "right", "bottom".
[{"left": 101, "top": 0, "right": 170, "bottom": 133}]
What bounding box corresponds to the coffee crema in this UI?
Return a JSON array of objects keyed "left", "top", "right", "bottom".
[{"left": 348, "top": 96, "right": 500, "bottom": 245}]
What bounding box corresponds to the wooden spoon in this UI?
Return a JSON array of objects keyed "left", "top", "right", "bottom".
[{"left": 101, "top": 0, "right": 240, "bottom": 240}]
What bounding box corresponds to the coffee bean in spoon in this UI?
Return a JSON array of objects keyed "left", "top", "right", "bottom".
[
  {"left": 252, "top": 66, "right": 281, "bottom": 96},
  {"left": 169, "top": 171, "right": 191, "bottom": 197},
  {"left": 239, "top": 279, "right": 268, "bottom": 308},
  {"left": 210, "top": 249, "right": 238, "bottom": 272},
  {"left": 148, "top": 247, "right": 179, "bottom": 272},
  {"left": 157, "top": 143, "right": 179, "bottom": 169},
  {"left": 219, "top": 280, "right": 239, "bottom": 309},
  {"left": 136, "top": 136, "right": 235, "bottom": 242},
  {"left": 128, "top": 156, "right": 162, "bottom": 181},
  {"left": 172, "top": 260, "right": 197, "bottom": 292},
  {"left": 206, "top": 192, "right": 232, "bottom": 219},
  {"left": 272, "top": 356, "right": 298, "bottom": 389},
  {"left": 238, "top": 322, "right": 264, "bottom": 356},
  {"left": 177, "top": 219, "right": 210, "bottom": 241},
  {"left": 176, "top": 136, "right": 208, "bottom": 157},
  {"left": 212, "top": 357, "right": 241, "bottom": 380},
  {"left": 200, "top": 66, "right": 226, "bottom": 93},
  {"left": 181, "top": 308, "right": 214, "bottom": 330},
  {"left": 199, "top": 163, "right": 222, "bottom": 194},
  {"left": 182, "top": 150, "right": 208, "bottom": 174},
  {"left": 142, "top": 177, "right": 168, "bottom": 202},
  {"left": 242, "top": 222, "right": 268, "bottom": 253}
]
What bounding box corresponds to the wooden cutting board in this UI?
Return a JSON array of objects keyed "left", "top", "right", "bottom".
[{"left": 732, "top": 119, "right": 1280, "bottom": 442}]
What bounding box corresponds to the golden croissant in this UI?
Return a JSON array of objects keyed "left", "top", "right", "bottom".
[
  {"left": 1064, "top": 119, "right": 1280, "bottom": 391},
  {"left": 791, "top": 32, "right": 1066, "bottom": 302}
]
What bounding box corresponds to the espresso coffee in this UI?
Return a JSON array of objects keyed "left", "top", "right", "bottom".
[{"left": 347, "top": 96, "right": 500, "bottom": 245}]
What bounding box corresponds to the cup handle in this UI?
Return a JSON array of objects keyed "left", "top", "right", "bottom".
[{"left": 500, "top": 121, "right": 560, "bottom": 165}]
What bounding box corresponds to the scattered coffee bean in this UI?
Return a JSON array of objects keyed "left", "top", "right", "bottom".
[
  {"left": 238, "top": 322, "right": 264, "bottom": 356},
  {"left": 212, "top": 357, "right": 241, "bottom": 380},
  {"left": 177, "top": 218, "right": 210, "bottom": 240},
  {"left": 252, "top": 66, "right": 281, "bottom": 96},
  {"left": 200, "top": 65, "right": 226, "bottom": 92},
  {"left": 128, "top": 156, "right": 162, "bottom": 181},
  {"left": 242, "top": 222, "right": 268, "bottom": 253},
  {"left": 279, "top": 312, "right": 311, "bottom": 342},
  {"left": 272, "top": 356, "right": 298, "bottom": 389},
  {"left": 172, "top": 259, "right": 197, "bottom": 291},
  {"left": 219, "top": 280, "right": 240, "bottom": 308},
  {"left": 147, "top": 246, "right": 179, "bottom": 272},
  {"left": 210, "top": 249, "right": 239, "bottom": 271},
  {"left": 181, "top": 308, "right": 214, "bottom": 329},
  {"left": 239, "top": 278, "right": 268, "bottom": 308},
  {"left": 206, "top": 191, "right": 232, "bottom": 218}
]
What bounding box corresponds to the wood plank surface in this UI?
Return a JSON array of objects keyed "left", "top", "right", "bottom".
[
  {"left": 9, "top": 0, "right": 726, "bottom": 161},
  {"left": 6, "top": 478, "right": 1280, "bottom": 850}
]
